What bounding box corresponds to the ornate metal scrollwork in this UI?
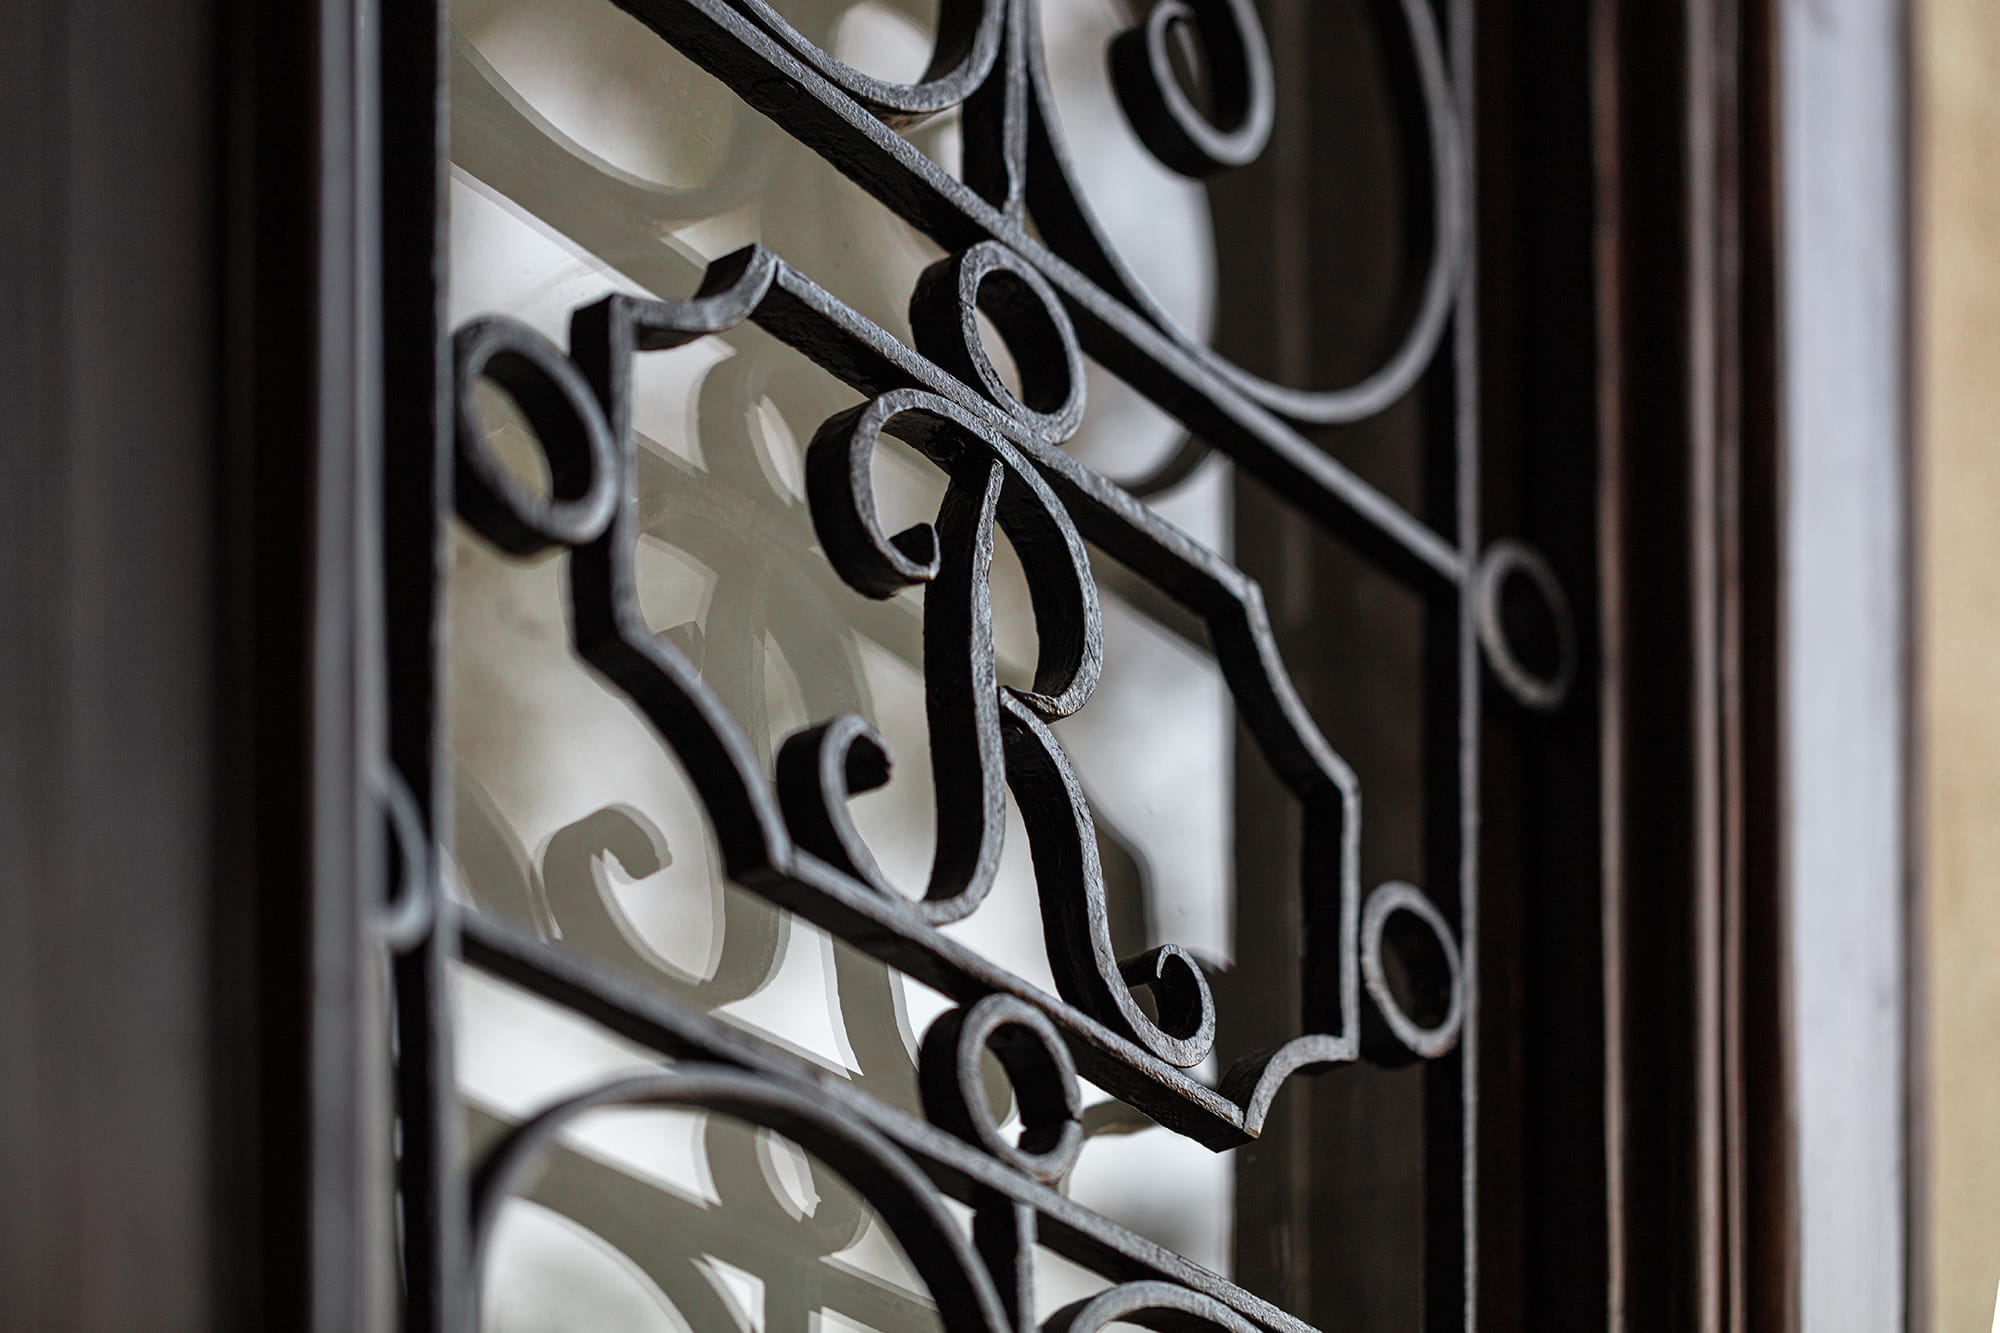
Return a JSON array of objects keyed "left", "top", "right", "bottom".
[{"left": 386, "top": 0, "right": 1573, "bottom": 1328}]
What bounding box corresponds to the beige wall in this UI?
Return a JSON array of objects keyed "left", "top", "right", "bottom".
[{"left": 1916, "top": 0, "right": 2000, "bottom": 1324}]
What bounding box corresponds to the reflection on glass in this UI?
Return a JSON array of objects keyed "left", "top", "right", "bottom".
[{"left": 447, "top": 0, "right": 1238, "bottom": 1324}]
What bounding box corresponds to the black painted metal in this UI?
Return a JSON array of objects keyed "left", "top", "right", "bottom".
[{"left": 378, "top": 1, "right": 1574, "bottom": 1329}]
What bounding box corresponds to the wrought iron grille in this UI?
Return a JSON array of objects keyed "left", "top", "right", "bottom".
[{"left": 380, "top": 0, "right": 1576, "bottom": 1329}]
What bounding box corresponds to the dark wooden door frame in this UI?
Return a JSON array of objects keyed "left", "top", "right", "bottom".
[
  {"left": 216, "top": 0, "right": 383, "bottom": 1328},
  {"left": 2, "top": 3, "right": 232, "bottom": 1324},
  {"left": 2, "top": 0, "right": 379, "bottom": 1328},
  {"left": 1592, "top": 0, "right": 1792, "bottom": 1327}
]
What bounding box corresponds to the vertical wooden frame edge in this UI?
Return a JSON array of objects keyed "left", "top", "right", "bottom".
[{"left": 215, "top": 0, "right": 379, "bottom": 1324}]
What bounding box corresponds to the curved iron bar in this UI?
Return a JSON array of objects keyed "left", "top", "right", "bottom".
[
  {"left": 727, "top": 0, "right": 1007, "bottom": 123},
  {"left": 1045, "top": 1280, "right": 1265, "bottom": 1333},
  {"left": 376, "top": 759, "right": 436, "bottom": 952},
  {"left": 1474, "top": 536, "right": 1579, "bottom": 713},
  {"left": 1107, "top": 0, "right": 1275, "bottom": 179},
  {"left": 1358, "top": 878, "right": 1467, "bottom": 1066},
  {"left": 918, "top": 994, "right": 1083, "bottom": 1184}
]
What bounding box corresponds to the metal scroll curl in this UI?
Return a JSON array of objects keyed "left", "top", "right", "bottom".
[
  {"left": 729, "top": 0, "right": 1007, "bottom": 122},
  {"left": 1107, "top": 0, "right": 1275, "bottom": 178},
  {"left": 918, "top": 994, "right": 1083, "bottom": 1183},
  {"left": 1046, "top": 1280, "right": 1266, "bottom": 1333}
]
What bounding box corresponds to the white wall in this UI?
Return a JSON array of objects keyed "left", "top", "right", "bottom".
[{"left": 1782, "top": 0, "right": 1909, "bottom": 1326}]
